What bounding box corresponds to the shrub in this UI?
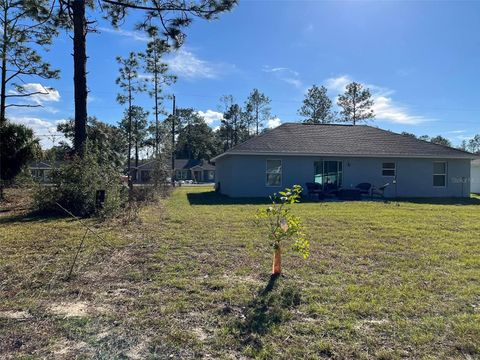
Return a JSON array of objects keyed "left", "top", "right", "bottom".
[
  {"left": 34, "top": 150, "right": 127, "bottom": 218},
  {"left": 0, "top": 121, "right": 40, "bottom": 199}
]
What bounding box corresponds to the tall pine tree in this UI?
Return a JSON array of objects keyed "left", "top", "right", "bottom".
[
  {"left": 245, "top": 89, "right": 271, "bottom": 135},
  {"left": 337, "top": 82, "right": 375, "bottom": 125},
  {"left": 0, "top": 0, "right": 59, "bottom": 123},
  {"left": 116, "top": 52, "right": 146, "bottom": 185},
  {"left": 298, "top": 85, "right": 334, "bottom": 124}
]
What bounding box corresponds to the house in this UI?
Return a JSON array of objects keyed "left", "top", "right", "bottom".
[
  {"left": 472, "top": 159, "right": 480, "bottom": 194},
  {"left": 133, "top": 159, "right": 215, "bottom": 184},
  {"left": 29, "top": 161, "right": 62, "bottom": 183},
  {"left": 212, "top": 123, "right": 478, "bottom": 198}
]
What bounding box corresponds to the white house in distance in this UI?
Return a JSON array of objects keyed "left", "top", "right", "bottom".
[
  {"left": 472, "top": 159, "right": 480, "bottom": 193},
  {"left": 212, "top": 123, "right": 479, "bottom": 198}
]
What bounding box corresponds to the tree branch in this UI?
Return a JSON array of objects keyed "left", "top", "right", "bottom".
[
  {"left": 5, "top": 90, "right": 50, "bottom": 98},
  {"left": 5, "top": 103, "right": 42, "bottom": 108},
  {"left": 101, "top": 0, "right": 216, "bottom": 13}
]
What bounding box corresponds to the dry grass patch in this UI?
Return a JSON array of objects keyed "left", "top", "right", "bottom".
[{"left": 1, "top": 186, "right": 479, "bottom": 359}]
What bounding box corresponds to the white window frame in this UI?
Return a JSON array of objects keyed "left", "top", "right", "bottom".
[
  {"left": 266, "top": 159, "right": 282, "bottom": 187},
  {"left": 433, "top": 161, "right": 447, "bottom": 188},
  {"left": 382, "top": 162, "right": 396, "bottom": 177}
]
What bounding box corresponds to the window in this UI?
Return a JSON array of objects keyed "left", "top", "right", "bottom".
[
  {"left": 433, "top": 162, "right": 447, "bottom": 187},
  {"left": 266, "top": 160, "right": 282, "bottom": 186},
  {"left": 382, "top": 162, "right": 396, "bottom": 177},
  {"left": 141, "top": 170, "right": 151, "bottom": 183},
  {"left": 205, "top": 170, "right": 215, "bottom": 181},
  {"left": 314, "top": 161, "right": 343, "bottom": 190},
  {"left": 175, "top": 170, "right": 189, "bottom": 180},
  {"left": 31, "top": 169, "right": 44, "bottom": 181}
]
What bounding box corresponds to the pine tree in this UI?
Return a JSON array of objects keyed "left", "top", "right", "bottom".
[
  {"left": 0, "top": 0, "right": 59, "bottom": 124},
  {"left": 337, "top": 82, "right": 375, "bottom": 125},
  {"left": 116, "top": 53, "right": 146, "bottom": 186},
  {"left": 55, "top": 0, "right": 237, "bottom": 156},
  {"left": 298, "top": 85, "right": 334, "bottom": 124},
  {"left": 245, "top": 89, "right": 271, "bottom": 135},
  {"left": 140, "top": 32, "right": 176, "bottom": 155},
  {"left": 119, "top": 106, "right": 149, "bottom": 176}
]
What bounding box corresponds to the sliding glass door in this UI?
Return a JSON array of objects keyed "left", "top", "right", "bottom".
[{"left": 314, "top": 160, "right": 343, "bottom": 190}]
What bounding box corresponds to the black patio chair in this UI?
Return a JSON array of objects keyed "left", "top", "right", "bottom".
[
  {"left": 371, "top": 183, "right": 390, "bottom": 199},
  {"left": 355, "top": 182, "right": 372, "bottom": 195},
  {"left": 305, "top": 182, "right": 324, "bottom": 201}
]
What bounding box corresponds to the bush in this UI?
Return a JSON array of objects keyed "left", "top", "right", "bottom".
[{"left": 34, "top": 151, "right": 127, "bottom": 218}]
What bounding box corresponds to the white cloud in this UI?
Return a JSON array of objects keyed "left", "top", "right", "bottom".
[
  {"left": 263, "top": 66, "right": 303, "bottom": 89},
  {"left": 138, "top": 73, "right": 154, "bottom": 80},
  {"left": 282, "top": 78, "right": 302, "bottom": 89},
  {"left": 372, "top": 96, "right": 427, "bottom": 125},
  {"left": 8, "top": 83, "right": 60, "bottom": 105},
  {"left": 324, "top": 75, "right": 428, "bottom": 125},
  {"left": 166, "top": 49, "right": 218, "bottom": 79},
  {"left": 197, "top": 110, "right": 223, "bottom": 125},
  {"left": 325, "top": 75, "right": 351, "bottom": 93},
  {"left": 99, "top": 27, "right": 149, "bottom": 42},
  {"left": 9, "top": 116, "right": 67, "bottom": 148},
  {"left": 267, "top": 117, "right": 281, "bottom": 129}
]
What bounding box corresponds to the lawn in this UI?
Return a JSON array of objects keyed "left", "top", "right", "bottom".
[{"left": 1, "top": 187, "right": 479, "bottom": 359}]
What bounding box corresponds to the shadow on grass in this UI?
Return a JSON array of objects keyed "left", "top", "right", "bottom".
[
  {"left": 186, "top": 191, "right": 271, "bottom": 205},
  {"left": 232, "top": 274, "right": 301, "bottom": 354},
  {"left": 0, "top": 210, "right": 70, "bottom": 225},
  {"left": 392, "top": 196, "right": 480, "bottom": 206},
  {"left": 186, "top": 189, "right": 480, "bottom": 206}
]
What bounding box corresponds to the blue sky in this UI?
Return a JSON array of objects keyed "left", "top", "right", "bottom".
[{"left": 7, "top": 0, "right": 480, "bottom": 148}]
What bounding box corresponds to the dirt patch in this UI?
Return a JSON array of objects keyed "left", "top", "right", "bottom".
[
  {"left": 49, "top": 301, "right": 108, "bottom": 318},
  {"left": 192, "top": 327, "right": 208, "bottom": 341},
  {"left": 52, "top": 338, "right": 90, "bottom": 357},
  {"left": 126, "top": 339, "right": 149, "bottom": 360},
  {"left": 0, "top": 310, "right": 32, "bottom": 320}
]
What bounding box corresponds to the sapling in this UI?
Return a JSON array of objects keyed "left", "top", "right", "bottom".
[{"left": 255, "top": 185, "right": 309, "bottom": 274}]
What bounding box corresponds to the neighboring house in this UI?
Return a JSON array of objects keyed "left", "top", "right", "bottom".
[
  {"left": 133, "top": 159, "right": 215, "bottom": 184},
  {"left": 472, "top": 159, "right": 480, "bottom": 194},
  {"left": 29, "top": 161, "right": 61, "bottom": 183},
  {"left": 212, "top": 123, "right": 478, "bottom": 198}
]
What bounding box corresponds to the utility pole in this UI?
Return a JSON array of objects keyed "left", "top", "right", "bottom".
[{"left": 171, "top": 94, "right": 176, "bottom": 186}]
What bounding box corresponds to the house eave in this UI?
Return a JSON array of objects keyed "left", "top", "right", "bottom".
[{"left": 212, "top": 151, "right": 477, "bottom": 161}]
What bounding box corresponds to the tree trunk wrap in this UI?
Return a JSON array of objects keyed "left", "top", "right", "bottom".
[{"left": 272, "top": 248, "right": 281, "bottom": 274}]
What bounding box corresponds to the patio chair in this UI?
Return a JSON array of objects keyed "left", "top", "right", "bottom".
[
  {"left": 355, "top": 182, "right": 372, "bottom": 195},
  {"left": 305, "top": 182, "right": 324, "bottom": 201},
  {"left": 371, "top": 183, "right": 390, "bottom": 199}
]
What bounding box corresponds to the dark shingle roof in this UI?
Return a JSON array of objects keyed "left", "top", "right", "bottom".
[
  {"left": 136, "top": 159, "right": 215, "bottom": 170},
  {"left": 213, "top": 123, "right": 476, "bottom": 160},
  {"left": 29, "top": 161, "right": 63, "bottom": 168}
]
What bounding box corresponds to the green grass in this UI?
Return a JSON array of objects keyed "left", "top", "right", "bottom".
[{"left": 1, "top": 187, "right": 479, "bottom": 359}]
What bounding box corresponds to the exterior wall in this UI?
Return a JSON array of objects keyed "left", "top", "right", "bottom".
[
  {"left": 30, "top": 168, "right": 51, "bottom": 183},
  {"left": 215, "top": 154, "right": 472, "bottom": 198},
  {"left": 472, "top": 162, "right": 480, "bottom": 193}
]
